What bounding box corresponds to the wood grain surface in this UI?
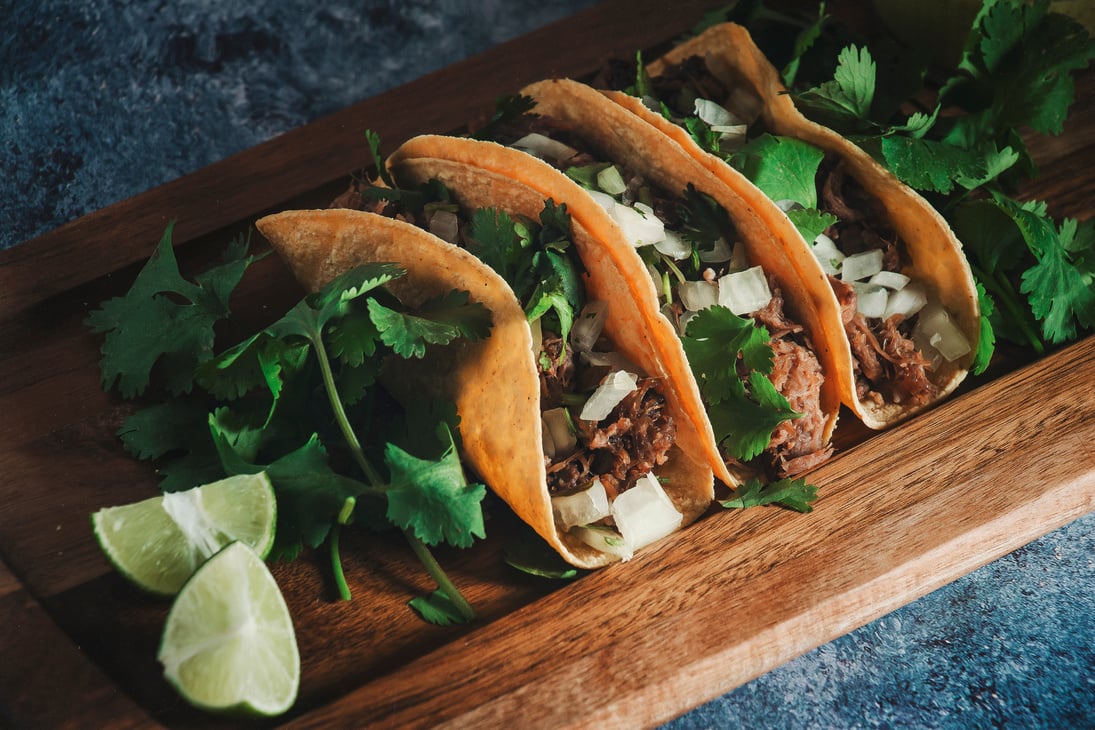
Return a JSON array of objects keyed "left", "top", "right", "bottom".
[{"left": 1, "top": 1, "right": 1092, "bottom": 728}]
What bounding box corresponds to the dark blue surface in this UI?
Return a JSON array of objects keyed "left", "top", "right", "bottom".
[{"left": 3, "top": 2, "right": 1092, "bottom": 727}]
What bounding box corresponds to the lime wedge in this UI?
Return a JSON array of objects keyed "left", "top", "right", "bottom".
[
  {"left": 158, "top": 541, "right": 299, "bottom": 716},
  {"left": 91, "top": 472, "right": 277, "bottom": 596}
]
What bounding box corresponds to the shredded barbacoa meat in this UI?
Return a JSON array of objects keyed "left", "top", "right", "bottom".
[
  {"left": 819, "top": 159, "right": 939, "bottom": 407},
  {"left": 545, "top": 376, "right": 676, "bottom": 499},
  {"left": 830, "top": 276, "right": 938, "bottom": 406},
  {"left": 749, "top": 284, "right": 832, "bottom": 477}
]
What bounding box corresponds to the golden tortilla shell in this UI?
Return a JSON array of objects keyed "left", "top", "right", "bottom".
[
  {"left": 509, "top": 78, "right": 842, "bottom": 461},
  {"left": 644, "top": 22, "right": 980, "bottom": 429},
  {"left": 257, "top": 207, "right": 711, "bottom": 569}
]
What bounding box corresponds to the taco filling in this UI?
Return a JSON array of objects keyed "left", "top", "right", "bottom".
[
  {"left": 481, "top": 112, "right": 832, "bottom": 479},
  {"left": 332, "top": 178, "right": 684, "bottom": 557},
  {"left": 602, "top": 55, "right": 973, "bottom": 410}
]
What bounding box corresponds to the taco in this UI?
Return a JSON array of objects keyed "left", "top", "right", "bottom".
[
  {"left": 256, "top": 205, "right": 714, "bottom": 569},
  {"left": 418, "top": 78, "right": 842, "bottom": 483},
  {"left": 599, "top": 22, "right": 980, "bottom": 429}
]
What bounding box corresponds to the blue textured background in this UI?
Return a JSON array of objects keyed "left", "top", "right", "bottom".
[{"left": 3, "top": 1, "right": 1092, "bottom": 727}]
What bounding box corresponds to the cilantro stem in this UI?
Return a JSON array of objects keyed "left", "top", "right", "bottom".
[
  {"left": 971, "top": 265, "right": 1045, "bottom": 355},
  {"left": 329, "top": 496, "right": 355, "bottom": 601},
  {"left": 404, "top": 531, "right": 476, "bottom": 622},
  {"left": 312, "top": 333, "right": 386, "bottom": 486},
  {"left": 329, "top": 524, "right": 351, "bottom": 601}
]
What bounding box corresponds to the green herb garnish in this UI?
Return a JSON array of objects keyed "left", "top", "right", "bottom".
[{"left": 89, "top": 224, "right": 493, "bottom": 624}]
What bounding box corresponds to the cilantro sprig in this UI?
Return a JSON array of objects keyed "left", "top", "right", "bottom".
[
  {"left": 681, "top": 305, "right": 801, "bottom": 463},
  {"left": 89, "top": 224, "right": 493, "bottom": 624},
  {"left": 784, "top": 0, "right": 1094, "bottom": 354}
]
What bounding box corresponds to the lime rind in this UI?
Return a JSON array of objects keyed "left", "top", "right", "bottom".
[
  {"left": 158, "top": 541, "right": 300, "bottom": 716},
  {"left": 91, "top": 472, "right": 277, "bottom": 596}
]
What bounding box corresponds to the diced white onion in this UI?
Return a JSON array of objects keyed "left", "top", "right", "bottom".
[
  {"left": 611, "top": 473, "right": 683, "bottom": 551},
  {"left": 841, "top": 249, "right": 885, "bottom": 281},
  {"left": 552, "top": 478, "right": 611, "bottom": 529},
  {"left": 812, "top": 233, "right": 845, "bottom": 276},
  {"left": 511, "top": 133, "right": 578, "bottom": 163},
  {"left": 775, "top": 199, "right": 802, "bottom": 213},
  {"left": 572, "top": 525, "right": 633, "bottom": 560},
  {"left": 579, "top": 349, "right": 636, "bottom": 371},
  {"left": 542, "top": 407, "right": 576, "bottom": 459},
  {"left": 693, "top": 98, "right": 741, "bottom": 128},
  {"left": 529, "top": 316, "right": 543, "bottom": 361},
  {"left": 678, "top": 310, "right": 698, "bottom": 336},
  {"left": 913, "top": 302, "right": 972, "bottom": 362},
  {"left": 853, "top": 282, "right": 889, "bottom": 319},
  {"left": 587, "top": 189, "right": 616, "bottom": 213},
  {"left": 728, "top": 242, "right": 750, "bottom": 272},
  {"left": 869, "top": 270, "right": 910, "bottom": 290},
  {"left": 653, "top": 229, "right": 691, "bottom": 260},
  {"left": 677, "top": 280, "right": 719, "bottom": 312},
  {"left": 571, "top": 300, "right": 609, "bottom": 352},
  {"left": 427, "top": 209, "right": 459, "bottom": 244},
  {"left": 579, "top": 370, "right": 639, "bottom": 422},
  {"left": 596, "top": 165, "right": 627, "bottom": 196},
  {"left": 718, "top": 265, "right": 771, "bottom": 315},
  {"left": 698, "top": 236, "right": 732, "bottom": 263},
  {"left": 611, "top": 202, "right": 665, "bottom": 247},
  {"left": 883, "top": 281, "right": 928, "bottom": 319}
]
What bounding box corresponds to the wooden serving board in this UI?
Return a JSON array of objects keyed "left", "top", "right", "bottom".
[{"left": 1, "top": 1, "right": 1092, "bottom": 727}]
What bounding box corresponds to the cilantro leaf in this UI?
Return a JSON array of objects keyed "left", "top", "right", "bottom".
[
  {"left": 682, "top": 305, "right": 774, "bottom": 402},
  {"left": 368, "top": 289, "right": 491, "bottom": 360},
  {"left": 365, "top": 129, "right": 394, "bottom": 188},
  {"left": 795, "top": 44, "right": 876, "bottom": 129},
  {"left": 677, "top": 184, "right": 736, "bottom": 253},
  {"left": 471, "top": 94, "right": 537, "bottom": 140},
  {"left": 786, "top": 207, "right": 838, "bottom": 244},
  {"left": 707, "top": 372, "right": 801, "bottom": 462},
  {"left": 682, "top": 307, "right": 798, "bottom": 462},
  {"left": 971, "top": 282, "right": 997, "bottom": 376},
  {"left": 1021, "top": 216, "right": 1095, "bottom": 344},
  {"left": 116, "top": 399, "right": 225, "bottom": 492},
  {"left": 86, "top": 223, "right": 255, "bottom": 397},
  {"left": 210, "top": 426, "right": 367, "bottom": 556},
  {"left": 720, "top": 477, "right": 817, "bottom": 513},
  {"left": 731, "top": 134, "right": 826, "bottom": 209},
  {"left": 409, "top": 589, "right": 471, "bottom": 626},
  {"left": 385, "top": 429, "right": 487, "bottom": 549}
]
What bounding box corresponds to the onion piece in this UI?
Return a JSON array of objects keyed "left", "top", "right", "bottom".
[
  {"left": 841, "top": 249, "right": 885, "bottom": 281},
  {"left": 511, "top": 133, "right": 578, "bottom": 163},
  {"left": 853, "top": 282, "right": 889, "bottom": 319},
  {"left": 611, "top": 202, "right": 665, "bottom": 247},
  {"left": 812, "top": 233, "right": 845, "bottom": 276},
  {"left": 587, "top": 189, "right": 616, "bottom": 213},
  {"left": 718, "top": 265, "right": 772, "bottom": 315},
  {"left": 869, "top": 270, "right": 910, "bottom": 290},
  {"left": 552, "top": 478, "right": 610, "bottom": 529},
  {"left": 571, "top": 300, "right": 609, "bottom": 352},
  {"left": 693, "top": 98, "right": 741, "bottom": 127},
  {"left": 572, "top": 525, "right": 633, "bottom": 561},
  {"left": 654, "top": 229, "right": 691, "bottom": 260},
  {"left": 914, "top": 302, "right": 972, "bottom": 362},
  {"left": 427, "top": 209, "right": 459, "bottom": 244},
  {"left": 883, "top": 281, "right": 928, "bottom": 319},
  {"left": 611, "top": 473, "right": 683, "bottom": 551},
  {"left": 580, "top": 371, "right": 638, "bottom": 422},
  {"left": 677, "top": 280, "right": 719, "bottom": 312},
  {"left": 596, "top": 165, "right": 627, "bottom": 196},
  {"left": 542, "top": 407, "right": 576, "bottom": 459},
  {"left": 579, "top": 349, "right": 636, "bottom": 372},
  {"left": 698, "top": 236, "right": 732, "bottom": 263},
  {"left": 775, "top": 199, "right": 803, "bottom": 213},
  {"left": 529, "top": 316, "right": 543, "bottom": 361}
]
